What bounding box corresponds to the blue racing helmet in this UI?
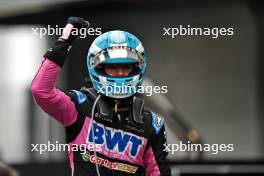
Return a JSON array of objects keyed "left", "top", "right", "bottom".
[{"left": 87, "top": 30, "right": 147, "bottom": 99}]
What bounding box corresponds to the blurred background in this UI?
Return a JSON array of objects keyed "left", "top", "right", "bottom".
[{"left": 0, "top": 0, "right": 263, "bottom": 175}]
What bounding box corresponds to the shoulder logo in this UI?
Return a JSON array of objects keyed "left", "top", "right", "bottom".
[
  {"left": 151, "top": 112, "right": 165, "bottom": 134},
  {"left": 72, "top": 90, "right": 87, "bottom": 104}
]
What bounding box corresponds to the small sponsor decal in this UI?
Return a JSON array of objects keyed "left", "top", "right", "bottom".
[{"left": 82, "top": 151, "right": 138, "bottom": 173}]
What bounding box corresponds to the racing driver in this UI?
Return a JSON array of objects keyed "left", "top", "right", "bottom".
[{"left": 31, "top": 17, "right": 171, "bottom": 176}]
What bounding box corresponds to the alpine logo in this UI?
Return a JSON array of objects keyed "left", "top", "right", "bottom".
[{"left": 88, "top": 122, "right": 143, "bottom": 158}]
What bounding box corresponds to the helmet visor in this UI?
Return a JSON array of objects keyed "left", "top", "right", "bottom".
[{"left": 95, "top": 63, "right": 141, "bottom": 78}]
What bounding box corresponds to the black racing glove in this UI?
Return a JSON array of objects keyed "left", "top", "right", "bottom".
[{"left": 44, "top": 17, "right": 89, "bottom": 67}]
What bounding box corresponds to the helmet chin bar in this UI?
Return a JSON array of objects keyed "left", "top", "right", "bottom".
[{"left": 90, "top": 74, "right": 141, "bottom": 99}]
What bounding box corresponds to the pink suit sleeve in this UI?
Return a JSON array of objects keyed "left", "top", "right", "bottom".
[
  {"left": 31, "top": 59, "right": 78, "bottom": 126},
  {"left": 144, "top": 146, "right": 161, "bottom": 176}
]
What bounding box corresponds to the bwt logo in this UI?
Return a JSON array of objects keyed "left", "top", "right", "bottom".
[{"left": 88, "top": 122, "right": 143, "bottom": 158}]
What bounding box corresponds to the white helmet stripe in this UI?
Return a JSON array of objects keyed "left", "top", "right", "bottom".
[
  {"left": 132, "top": 75, "right": 140, "bottom": 86},
  {"left": 136, "top": 42, "right": 144, "bottom": 53},
  {"left": 108, "top": 48, "right": 139, "bottom": 61},
  {"left": 110, "top": 43, "right": 128, "bottom": 47},
  {"left": 99, "top": 75, "right": 107, "bottom": 85},
  {"left": 89, "top": 43, "right": 102, "bottom": 54},
  {"left": 98, "top": 53, "right": 106, "bottom": 63}
]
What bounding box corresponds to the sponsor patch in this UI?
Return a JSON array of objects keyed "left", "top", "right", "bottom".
[
  {"left": 82, "top": 151, "right": 138, "bottom": 173},
  {"left": 88, "top": 122, "right": 143, "bottom": 158},
  {"left": 72, "top": 90, "right": 87, "bottom": 104},
  {"left": 151, "top": 112, "right": 165, "bottom": 134}
]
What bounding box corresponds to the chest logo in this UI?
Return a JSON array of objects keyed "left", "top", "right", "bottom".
[{"left": 88, "top": 122, "right": 143, "bottom": 158}]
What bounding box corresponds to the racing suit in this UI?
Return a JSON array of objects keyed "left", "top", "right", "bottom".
[{"left": 31, "top": 23, "right": 171, "bottom": 176}]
